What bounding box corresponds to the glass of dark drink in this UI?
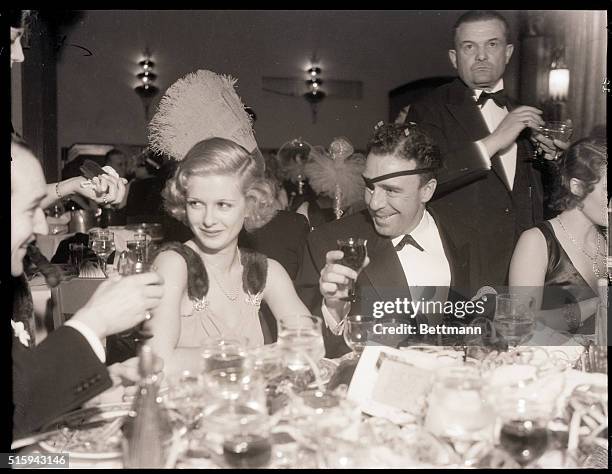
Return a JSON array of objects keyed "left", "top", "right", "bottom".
[
  {"left": 497, "top": 397, "right": 552, "bottom": 468},
  {"left": 202, "top": 368, "right": 272, "bottom": 467},
  {"left": 223, "top": 433, "right": 272, "bottom": 468},
  {"left": 337, "top": 237, "right": 367, "bottom": 303}
]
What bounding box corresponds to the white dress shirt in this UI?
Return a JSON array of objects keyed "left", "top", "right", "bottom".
[
  {"left": 65, "top": 319, "right": 106, "bottom": 363},
  {"left": 322, "top": 210, "right": 451, "bottom": 333},
  {"left": 474, "top": 79, "right": 517, "bottom": 190}
]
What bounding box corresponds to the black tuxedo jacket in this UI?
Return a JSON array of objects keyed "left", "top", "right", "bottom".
[
  {"left": 295, "top": 208, "right": 477, "bottom": 358},
  {"left": 407, "top": 78, "right": 546, "bottom": 288},
  {"left": 12, "top": 326, "right": 112, "bottom": 439}
]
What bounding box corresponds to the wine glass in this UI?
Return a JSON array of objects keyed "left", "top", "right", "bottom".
[
  {"left": 343, "top": 314, "right": 376, "bottom": 359},
  {"left": 133, "top": 231, "right": 151, "bottom": 262},
  {"left": 497, "top": 397, "right": 553, "bottom": 468},
  {"left": 90, "top": 229, "right": 115, "bottom": 275},
  {"left": 117, "top": 256, "right": 155, "bottom": 341},
  {"left": 493, "top": 294, "right": 535, "bottom": 348},
  {"left": 126, "top": 239, "right": 149, "bottom": 272},
  {"left": 201, "top": 339, "right": 249, "bottom": 375},
  {"left": 201, "top": 369, "right": 272, "bottom": 468},
  {"left": 276, "top": 315, "right": 325, "bottom": 391},
  {"left": 532, "top": 119, "right": 573, "bottom": 160},
  {"left": 424, "top": 366, "right": 496, "bottom": 467},
  {"left": 337, "top": 238, "right": 367, "bottom": 303}
]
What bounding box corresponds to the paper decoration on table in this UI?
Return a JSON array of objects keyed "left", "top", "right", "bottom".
[
  {"left": 347, "top": 345, "right": 462, "bottom": 424},
  {"left": 149, "top": 70, "right": 258, "bottom": 160},
  {"left": 565, "top": 382, "right": 608, "bottom": 453}
]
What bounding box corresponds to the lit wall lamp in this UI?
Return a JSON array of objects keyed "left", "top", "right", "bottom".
[
  {"left": 547, "top": 47, "right": 569, "bottom": 120},
  {"left": 134, "top": 49, "right": 159, "bottom": 120},
  {"left": 304, "top": 66, "right": 325, "bottom": 123},
  {"left": 548, "top": 53, "right": 569, "bottom": 101}
]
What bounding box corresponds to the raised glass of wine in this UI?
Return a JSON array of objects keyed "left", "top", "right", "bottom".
[{"left": 337, "top": 237, "right": 367, "bottom": 303}]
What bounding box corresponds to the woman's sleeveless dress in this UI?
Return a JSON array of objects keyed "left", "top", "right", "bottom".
[
  {"left": 536, "top": 221, "right": 596, "bottom": 334},
  {"left": 153, "top": 242, "right": 269, "bottom": 348}
]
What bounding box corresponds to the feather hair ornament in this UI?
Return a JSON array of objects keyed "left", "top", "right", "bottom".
[
  {"left": 148, "top": 70, "right": 258, "bottom": 161},
  {"left": 304, "top": 137, "right": 366, "bottom": 218}
]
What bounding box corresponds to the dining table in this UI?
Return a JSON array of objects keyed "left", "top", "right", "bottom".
[{"left": 13, "top": 339, "right": 608, "bottom": 469}]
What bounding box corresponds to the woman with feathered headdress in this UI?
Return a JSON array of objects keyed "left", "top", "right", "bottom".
[{"left": 144, "top": 71, "right": 308, "bottom": 375}]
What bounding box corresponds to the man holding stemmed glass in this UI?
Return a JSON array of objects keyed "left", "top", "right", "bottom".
[
  {"left": 406, "top": 10, "right": 569, "bottom": 290},
  {"left": 296, "top": 123, "right": 476, "bottom": 359},
  {"left": 10, "top": 136, "right": 165, "bottom": 439}
]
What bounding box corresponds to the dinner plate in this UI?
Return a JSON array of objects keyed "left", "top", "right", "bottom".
[
  {"left": 39, "top": 403, "right": 131, "bottom": 459},
  {"left": 38, "top": 402, "right": 185, "bottom": 460}
]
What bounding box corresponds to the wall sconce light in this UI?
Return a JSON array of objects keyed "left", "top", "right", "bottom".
[
  {"left": 304, "top": 66, "right": 325, "bottom": 123},
  {"left": 548, "top": 48, "right": 569, "bottom": 101},
  {"left": 134, "top": 49, "right": 159, "bottom": 119}
]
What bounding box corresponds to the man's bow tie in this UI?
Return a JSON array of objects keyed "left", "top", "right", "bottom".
[
  {"left": 394, "top": 234, "right": 424, "bottom": 252},
  {"left": 475, "top": 90, "right": 508, "bottom": 108}
]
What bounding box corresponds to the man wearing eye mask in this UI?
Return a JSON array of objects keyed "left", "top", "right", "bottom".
[{"left": 295, "top": 123, "right": 477, "bottom": 358}]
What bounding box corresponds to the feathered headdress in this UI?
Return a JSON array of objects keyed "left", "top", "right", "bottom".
[
  {"left": 304, "top": 137, "right": 365, "bottom": 218},
  {"left": 148, "top": 70, "right": 258, "bottom": 161}
]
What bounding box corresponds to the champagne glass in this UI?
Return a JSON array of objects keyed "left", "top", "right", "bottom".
[
  {"left": 343, "top": 314, "right": 376, "bottom": 359},
  {"left": 90, "top": 230, "right": 115, "bottom": 275},
  {"left": 532, "top": 119, "right": 573, "bottom": 160},
  {"left": 337, "top": 238, "right": 367, "bottom": 303},
  {"left": 493, "top": 294, "right": 535, "bottom": 348}
]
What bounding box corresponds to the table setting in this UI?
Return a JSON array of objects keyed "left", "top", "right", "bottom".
[{"left": 13, "top": 309, "right": 608, "bottom": 469}]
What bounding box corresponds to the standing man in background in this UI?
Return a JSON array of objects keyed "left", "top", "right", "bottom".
[{"left": 408, "top": 10, "right": 565, "bottom": 287}]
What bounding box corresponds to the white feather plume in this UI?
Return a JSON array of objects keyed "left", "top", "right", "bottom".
[
  {"left": 304, "top": 138, "right": 365, "bottom": 207},
  {"left": 148, "top": 70, "right": 257, "bottom": 161}
]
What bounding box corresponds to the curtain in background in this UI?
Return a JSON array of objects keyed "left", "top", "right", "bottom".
[{"left": 563, "top": 10, "right": 607, "bottom": 140}]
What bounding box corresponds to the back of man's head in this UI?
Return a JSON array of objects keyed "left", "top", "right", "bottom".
[
  {"left": 453, "top": 10, "right": 511, "bottom": 46},
  {"left": 11, "top": 135, "right": 43, "bottom": 193}
]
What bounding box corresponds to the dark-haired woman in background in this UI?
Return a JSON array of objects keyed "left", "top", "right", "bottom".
[{"left": 509, "top": 137, "right": 607, "bottom": 334}]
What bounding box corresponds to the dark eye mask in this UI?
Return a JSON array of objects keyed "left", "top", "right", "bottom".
[{"left": 363, "top": 168, "right": 436, "bottom": 189}]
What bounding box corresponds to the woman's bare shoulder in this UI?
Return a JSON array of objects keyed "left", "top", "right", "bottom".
[
  {"left": 517, "top": 226, "right": 547, "bottom": 248},
  {"left": 154, "top": 248, "right": 189, "bottom": 275},
  {"left": 266, "top": 257, "right": 288, "bottom": 277}
]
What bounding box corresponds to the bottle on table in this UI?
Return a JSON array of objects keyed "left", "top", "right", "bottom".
[{"left": 122, "top": 344, "right": 171, "bottom": 468}]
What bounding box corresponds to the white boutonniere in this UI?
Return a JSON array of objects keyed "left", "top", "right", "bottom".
[{"left": 11, "top": 319, "right": 31, "bottom": 347}]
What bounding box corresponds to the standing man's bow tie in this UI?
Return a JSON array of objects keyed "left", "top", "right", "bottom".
[
  {"left": 475, "top": 90, "right": 508, "bottom": 108},
  {"left": 394, "top": 234, "right": 425, "bottom": 252}
]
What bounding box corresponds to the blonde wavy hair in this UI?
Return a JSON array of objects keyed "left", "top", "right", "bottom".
[{"left": 163, "top": 137, "right": 277, "bottom": 232}]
